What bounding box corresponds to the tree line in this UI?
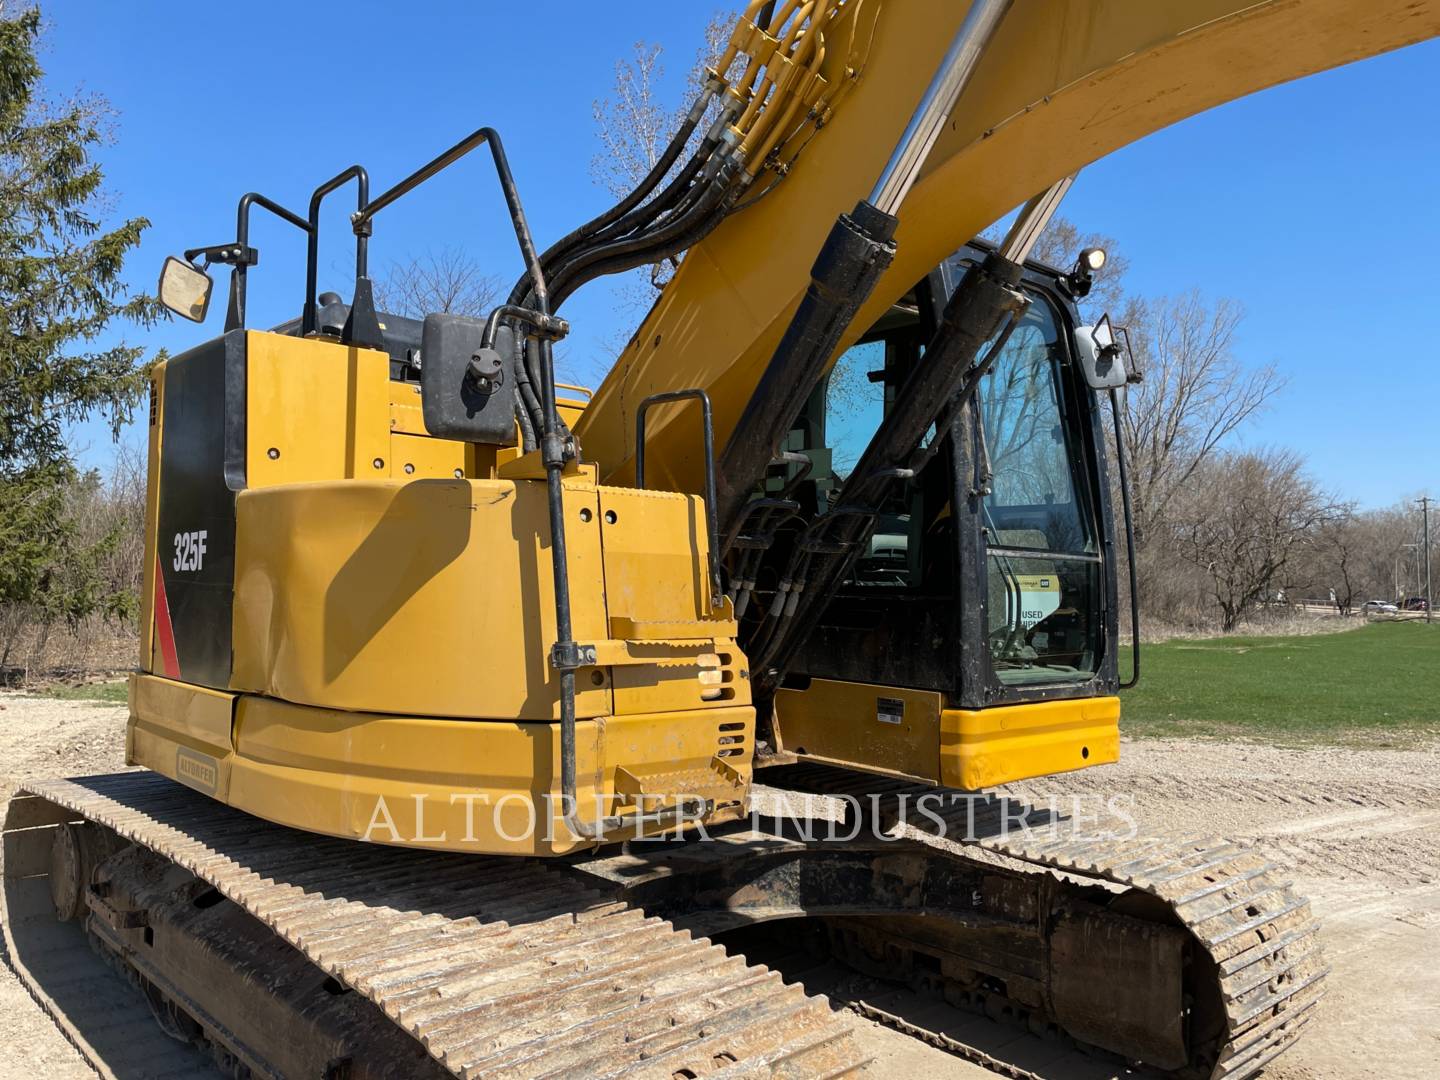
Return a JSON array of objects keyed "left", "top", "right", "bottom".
[
  {"left": 0, "top": 9, "right": 158, "bottom": 677},
  {"left": 1024, "top": 222, "right": 1427, "bottom": 632}
]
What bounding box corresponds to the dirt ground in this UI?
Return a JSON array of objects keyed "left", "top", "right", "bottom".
[
  {"left": 1030, "top": 737, "right": 1440, "bottom": 1079},
  {"left": 0, "top": 692, "right": 131, "bottom": 1080},
  {"left": 1, "top": 690, "right": 1437, "bottom": 1079}
]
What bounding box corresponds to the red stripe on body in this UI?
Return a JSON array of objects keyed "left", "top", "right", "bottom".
[{"left": 153, "top": 554, "right": 181, "bottom": 679}]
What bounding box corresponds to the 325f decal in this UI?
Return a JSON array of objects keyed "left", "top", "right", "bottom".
[{"left": 172, "top": 530, "right": 208, "bottom": 572}]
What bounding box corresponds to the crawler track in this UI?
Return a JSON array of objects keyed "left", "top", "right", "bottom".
[
  {"left": 763, "top": 764, "right": 1330, "bottom": 1080},
  {"left": 5, "top": 767, "right": 1325, "bottom": 1080},
  {"left": 6, "top": 772, "right": 866, "bottom": 1080}
]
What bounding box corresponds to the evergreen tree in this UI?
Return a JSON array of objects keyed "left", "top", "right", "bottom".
[{"left": 0, "top": 7, "right": 160, "bottom": 649}]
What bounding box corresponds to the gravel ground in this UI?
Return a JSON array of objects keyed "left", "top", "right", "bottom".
[
  {"left": 0, "top": 692, "right": 131, "bottom": 1080},
  {"left": 1, "top": 692, "right": 1437, "bottom": 1078},
  {"left": 1021, "top": 737, "right": 1440, "bottom": 1079}
]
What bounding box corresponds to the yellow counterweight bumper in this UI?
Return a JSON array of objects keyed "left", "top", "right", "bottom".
[
  {"left": 940, "top": 696, "right": 1120, "bottom": 790},
  {"left": 771, "top": 678, "right": 1119, "bottom": 789},
  {"left": 127, "top": 674, "right": 753, "bottom": 857}
]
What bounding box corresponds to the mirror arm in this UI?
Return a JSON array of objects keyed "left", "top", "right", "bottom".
[
  {"left": 227, "top": 193, "right": 310, "bottom": 332},
  {"left": 1116, "top": 324, "right": 1142, "bottom": 383},
  {"left": 184, "top": 242, "right": 255, "bottom": 267},
  {"left": 223, "top": 271, "right": 244, "bottom": 333}
]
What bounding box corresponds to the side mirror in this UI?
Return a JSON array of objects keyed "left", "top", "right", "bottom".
[
  {"left": 1074, "top": 313, "right": 1130, "bottom": 390},
  {"left": 158, "top": 256, "right": 214, "bottom": 322},
  {"left": 420, "top": 313, "right": 520, "bottom": 445}
]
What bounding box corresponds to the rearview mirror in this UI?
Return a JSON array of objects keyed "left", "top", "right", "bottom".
[
  {"left": 158, "top": 256, "right": 213, "bottom": 322},
  {"left": 1074, "top": 313, "right": 1129, "bottom": 390}
]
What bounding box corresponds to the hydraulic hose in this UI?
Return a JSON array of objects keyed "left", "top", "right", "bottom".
[
  {"left": 527, "top": 148, "right": 716, "bottom": 307},
  {"left": 513, "top": 336, "right": 547, "bottom": 440},
  {"left": 505, "top": 91, "right": 715, "bottom": 308},
  {"left": 513, "top": 391, "right": 537, "bottom": 453},
  {"left": 506, "top": 2, "right": 838, "bottom": 316},
  {"left": 588, "top": 131, "right": 723, "bottom": 240},
  {"left": 715, "top": 199, "right": 898, "bottom": 541},
  {"left": 753, "top": 252, "right": 1031, "bottom": 691},
  {"left": 548, "top": 164, "right": 740, "bottom": 310}
]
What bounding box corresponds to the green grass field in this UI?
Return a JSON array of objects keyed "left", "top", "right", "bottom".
[
  {"left": 1120, "top": 621, "right": 1440, "bottom": 746},
  {"left": 37, "top": 679, "right": 129, "bottom": 705}
]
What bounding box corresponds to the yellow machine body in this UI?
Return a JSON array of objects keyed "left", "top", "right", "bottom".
[
  {"left": 128, "top": 675, "right": 750, "bottom": 856},
  {"left": 576, "top": 0, "right": 1440, "bottom": 492},
  {"left": 773, "top": 682, "right": 1119, "bottom": 790},
  {"left": 128, "top": 0, "right": 1440, "bottom": 857},
  {"left": 130, "top": 328, "right": 1116, "bottom": 854},
  {"left": 73, "top": 8, "right": 1439, "bottom": 1077}
]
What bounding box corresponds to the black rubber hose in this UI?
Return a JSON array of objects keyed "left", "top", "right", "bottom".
[
  {"left": 545, "top": 108, "right": 704, "bottom": 248},
  {"left": 512, "top": 335, "right": 545, "bottom": 434},
  {"left": 586, "top": 148, "right": 711, "bottom": 247},
  {"left": 755, "top": 253, "right": 1030, "bottom": 695},
  {"left": 506, "top": 115, "right": 716, "bottom": 307},
  {"left": 521, "top": 336, "right": 577, "bottom": 448},
  {"left": 513, "top": 391, "right": 537, "bottom": 453},
  {"left": 714, "top": 200, "right": 899, "bottom": 539},
  {"left": 508, "top": 141, "right": 717, "bottom": 310},
  {"left": 548, "top": 165, "right": 738, "bottom": 310}
]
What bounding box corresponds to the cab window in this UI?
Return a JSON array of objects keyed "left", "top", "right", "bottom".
[
  {"left": 819, "top": 318, "right": 931, "bottom": 589},
  {"left": 978, "top": 297, "right": 1101, "bottom": 684}
]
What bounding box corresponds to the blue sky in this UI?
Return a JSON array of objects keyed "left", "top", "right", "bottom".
[{"left": 41, "top": 2, "right": 1439, "bottom": 509}]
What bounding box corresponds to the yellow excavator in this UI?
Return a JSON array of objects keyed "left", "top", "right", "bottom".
[{"left": 5, "top": 1, "right": 1437, "bottom": 1077}]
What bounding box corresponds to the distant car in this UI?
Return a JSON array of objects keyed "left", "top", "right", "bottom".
[
  {"left": 1362, "top": 600, "right": 1399, "bottom": 615},
  {"left": 1403, "top": 597, "right": 1430, "bottom": 612}
]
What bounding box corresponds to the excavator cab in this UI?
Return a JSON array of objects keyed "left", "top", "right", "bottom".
[{"left": 758, "top": 242, "right": 1134, "bottom": 789}]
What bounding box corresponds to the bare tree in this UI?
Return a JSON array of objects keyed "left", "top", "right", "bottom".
[
  {"left": 1170, "top": 449, "right": 1335, "bottom": 630},
  {"left": 1115, "top": 291, "right": 1284, "bottom": 544},
  {"left": 590, "top": 12, "right": 734, "bottom": 297},
  {"left": 591, "top": 41, "right": 671, "bottom": 204},
  {"left": 372, "top": 249, "right": 502, "bottom": 319},
  {"left": 1301, "top": 506, "right": 1365, "bottom": 614},
  {"left": 1347, "top": 502, "right": 1430, "bottom": 603},
  {"left": 591, "top": 13, "right": 734, "bottom": 197}
]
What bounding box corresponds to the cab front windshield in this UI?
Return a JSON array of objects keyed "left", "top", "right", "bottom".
[{"left": 978, "top": 298, "right": 1101, "bottom": 684}]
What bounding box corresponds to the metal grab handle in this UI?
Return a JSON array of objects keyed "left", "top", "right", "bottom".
[
  {"left": 1109, "top": 387, "right": 1141, "bottom": 689},
  {"left": 301, "top": 165, "right": 369, "bottom": 337},
  {"left": 231, "top": 193, "right": 311, "bottom": 333},
  {"left": 635, "top": 389, "right": 722, "bottom": 610}
]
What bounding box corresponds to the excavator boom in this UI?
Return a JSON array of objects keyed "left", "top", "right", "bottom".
[{"left": 576, "top": 0, "right": 1440, "bottom": 493}]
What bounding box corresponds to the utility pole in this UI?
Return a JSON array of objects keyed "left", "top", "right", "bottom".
[{"left": 1421, "top": 496, "right": 1433, "bottom": 625}]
